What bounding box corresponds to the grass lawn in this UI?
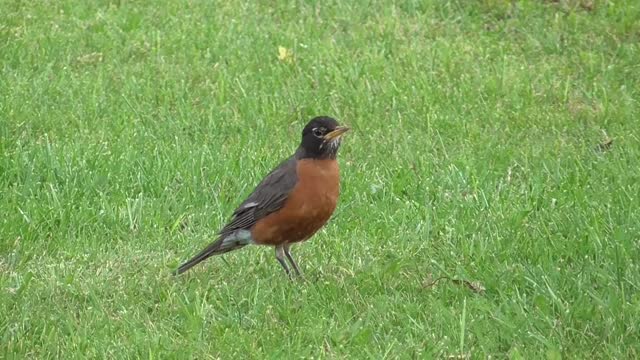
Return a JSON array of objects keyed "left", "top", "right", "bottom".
[{"left": 1, "top": 0, "right": 639, "bottom": 358}]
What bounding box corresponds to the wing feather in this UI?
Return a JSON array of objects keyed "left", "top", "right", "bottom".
[{"left": 218, "top": 156, "right": 298, "bottom": 237}]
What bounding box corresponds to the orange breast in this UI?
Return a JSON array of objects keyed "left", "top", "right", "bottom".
[{"left": 251, "top": 159, "right": 340, "bottom": 245}]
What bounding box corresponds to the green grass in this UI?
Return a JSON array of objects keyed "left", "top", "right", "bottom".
[{"left": 1, "top": 0, "right": 639, "bottom": 358}]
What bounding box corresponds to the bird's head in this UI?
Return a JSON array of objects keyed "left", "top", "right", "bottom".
[{"left": 297, "top": 116, "right": 350, "bottom": 160}]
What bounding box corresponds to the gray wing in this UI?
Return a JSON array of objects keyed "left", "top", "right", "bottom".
[
  {"left": 174, "top": 156, "right": 298, "bottom": 275},
  {"left": 217, "top": 156, "right": 298, "bottom": 237}
]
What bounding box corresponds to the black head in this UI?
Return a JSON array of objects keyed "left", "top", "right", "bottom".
[{"left": 296, "top": 116, "right": 350, "bottom": 160}]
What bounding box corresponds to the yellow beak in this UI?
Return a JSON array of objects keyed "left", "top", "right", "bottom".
[{"left": 324, "top": 126, "right": 350, "bottom": 141}]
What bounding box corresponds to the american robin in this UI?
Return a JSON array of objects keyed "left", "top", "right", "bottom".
[{"left": 175, "top": 116, "right": 350, "bottom": 277}]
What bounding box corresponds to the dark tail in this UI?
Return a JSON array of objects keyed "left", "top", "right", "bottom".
[{"left": 174, "top": 237, "right": 246, "bottom": 275}]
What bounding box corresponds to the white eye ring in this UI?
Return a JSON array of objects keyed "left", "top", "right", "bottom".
[{"left": 312, "top": 128, "right": 324, "bottom": 138}]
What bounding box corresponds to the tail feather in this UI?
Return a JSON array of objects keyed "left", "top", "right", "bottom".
[{"left": 174, "top": 236, "right": 248, "bottom": 275}]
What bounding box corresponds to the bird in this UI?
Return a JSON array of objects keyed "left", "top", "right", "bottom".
[{"left": 175, "top": 116, "right": 350, "bottom": 278}]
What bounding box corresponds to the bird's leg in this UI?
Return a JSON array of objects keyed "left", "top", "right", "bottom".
[
  {"left": 275, "top": 245, "right": 292, "bottom": 279},
  {"left": 283, "top": 243, "right": 302, "bottom": 277}
]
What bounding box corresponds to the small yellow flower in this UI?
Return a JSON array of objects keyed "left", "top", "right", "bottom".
[{"left": 277, "top": 46, "right": 294, "bottom": 63}]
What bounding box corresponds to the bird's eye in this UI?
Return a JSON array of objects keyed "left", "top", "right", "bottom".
[{"left": 312, "top": 128, "right": 324, "bottom": 138}]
